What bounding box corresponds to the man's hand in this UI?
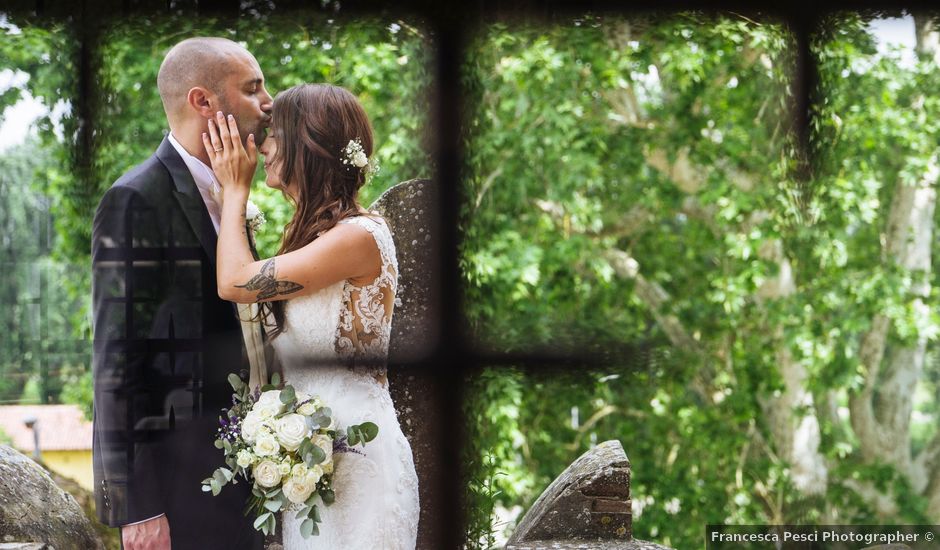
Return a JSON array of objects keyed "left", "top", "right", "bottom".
[{"left": 122, "top": 514, "right": 171, "bottom": 550}]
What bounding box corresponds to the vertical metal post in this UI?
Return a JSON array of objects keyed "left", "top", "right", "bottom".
[{"left": 23, "top": 416, "right": 40, "bottom": 461}]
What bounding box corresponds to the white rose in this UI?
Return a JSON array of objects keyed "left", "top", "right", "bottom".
[
  {"left": 296, "top": 393, "right": 320, "bottom": 416},
  {"left": 278, "top": 461, "right": 291, "bottom": 476},
  {"left": 241, "top": 411, "right": 263, "bottom": 444},
  {"left": 274, "top": 414, "right": 309, "bottom": 452},
  {"left": 283, "top": 473, "right": 317, "bottom": 504},
  {"left": 291, "top": 463, "right": 308, "bottom": 478},
  {"left": 322, "top": 460, "right": 333, "bottom": 475},
  {"left": 255, "top": 400, "right": 283, "bottom": 420},
  {"left": 253, "top": 460, "right": 281, "bottom": 488},
  {"left": 296, "top": 401, "right": 318, "bottom": 416},
  {"left": 254, "top": 431, "right": 280, "bottom": 457},
  {"left": 258, "top": 389, "right": 281, "bottom": 404},
  {"left": 255, "top": 390, "right": 284, "bottom": 418},
  {"left": 306, "top": 464, "right": 324, "bottom": 485},
  {"left": 312, "top": 434, "right": 333, "bottom": 464},
  {"left": 236, "top": 449, "right": 255, "bottom": 468}
]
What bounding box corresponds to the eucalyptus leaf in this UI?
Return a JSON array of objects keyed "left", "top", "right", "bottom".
[
  {"left": 359, "top": 422, "right": 379, "bottom": 442},
  {"left": 308, "top": 445, "right": 326, "bottom": 465},
  {"left": 311, "top": 412, "right": 332, "bottom": 430},
  {"left": 280, "top": 385, "right": 296, "bottom": 404},
  {"left": 263, "top": 499, "right": 282, "bottom": 512},
  {"left": 213, "top": 469, "right": 227, "bottom": 486},
  {"left": 253, "top": 512, "right": 271, "bottom": 531},
  {"left": 228, "top": 373, "right": 243, "bottom": 391},
  {"left": 300, "top": 518, "right": 314, "bottom": 538},
  {"left": 270, "top": 372, "right": 281, "bottom": 386}
]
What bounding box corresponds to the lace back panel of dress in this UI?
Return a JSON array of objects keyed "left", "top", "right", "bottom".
[{"left": 334, "top": 216, "right": 399, "bottom": 363}]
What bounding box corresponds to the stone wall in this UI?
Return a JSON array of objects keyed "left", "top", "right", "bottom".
[
  {"left": 0, "top": 445, "right": 104, "bottom": 550},
  {"left": 373, "top": 179, "right": 442, "bottom": 550},
  {"left": 505, "top": 441, "right": 674, "bottom": 550},
  {"left": 371, "top": 178, "right": 439, "bottom": 364}
]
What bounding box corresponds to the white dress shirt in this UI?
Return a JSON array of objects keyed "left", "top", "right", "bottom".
[{"left": 167, "top": 132, "right": 222, "bottom": 233}]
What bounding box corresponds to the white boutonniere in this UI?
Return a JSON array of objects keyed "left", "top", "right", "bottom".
[{"left": 246, "top": 200, "right": 266, "bottom": 233}]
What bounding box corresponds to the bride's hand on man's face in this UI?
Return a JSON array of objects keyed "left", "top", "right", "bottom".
[{"left": 202, "top": 110, "right": 257, "bottom": 196}]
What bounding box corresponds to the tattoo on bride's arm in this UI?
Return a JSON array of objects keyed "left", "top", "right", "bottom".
[{"left": 233, "top": 258, "right": 304, "bottom": 301}]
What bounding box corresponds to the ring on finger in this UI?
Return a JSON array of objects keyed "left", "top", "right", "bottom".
[{"left": 214, "top": 147, "right": 223, "bottom": 152}]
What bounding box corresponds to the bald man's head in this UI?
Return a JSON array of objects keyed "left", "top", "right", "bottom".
[{"left": 157, "top": 37, "right": 250, "bottom": 123}]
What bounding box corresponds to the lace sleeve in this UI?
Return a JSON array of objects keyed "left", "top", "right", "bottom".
[{"left": 334, "top": 216, "right": 399, "bottom": 363}]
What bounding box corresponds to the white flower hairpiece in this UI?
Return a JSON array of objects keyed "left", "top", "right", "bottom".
[{"left": 341, "top": 138, "right": 380, "bottom": 180}]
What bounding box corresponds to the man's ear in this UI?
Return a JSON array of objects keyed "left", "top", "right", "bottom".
[{"left": 187, "top": 87, "right": 216, "bottom": 119}]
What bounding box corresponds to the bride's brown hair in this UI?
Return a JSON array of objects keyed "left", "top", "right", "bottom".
[{"left": 265, "top": 83, "right": 375, "bottom": 336}]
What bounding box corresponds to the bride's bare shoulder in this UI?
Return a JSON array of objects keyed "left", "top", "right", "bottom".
[{"left": 314, "top": 214, "right": 385, "bottom": 254}]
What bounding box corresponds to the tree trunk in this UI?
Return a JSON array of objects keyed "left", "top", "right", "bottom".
[
  {"left": 597, "top": 16, "right": 940, "bottom": 516},
  {"left": 756, "top": 240, "right": 828, "bottom": 494},
  {"left": 843, "top": 15, "right": 940, "bottom": 519}
]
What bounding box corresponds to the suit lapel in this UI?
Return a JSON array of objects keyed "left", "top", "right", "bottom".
[{"left": 156, "top": 137, "right": 219, "bottom": 270}]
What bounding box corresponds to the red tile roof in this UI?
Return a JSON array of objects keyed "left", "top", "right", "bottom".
[{"left": 0, "top": 404, "right": 92, "bottom": 452}]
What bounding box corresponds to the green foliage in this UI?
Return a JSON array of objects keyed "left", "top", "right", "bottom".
[
  {"left": 96, "top": 16, "right": 433, "bottom": 259},
  {"left": 0, "top": 18, "right": 93, "bottom": 404},
  {"left": 59, "top": 364, "right": 93, "bottom": 420},
  {"left": 0, "top": 15, "right": 432, "bottom": 414},
  {"left": 461, "top": 13, "right": 940, "bottom": 548},
  {"left": 461, "top": 14, "right": 794, "bottom": 353},
  {"left": 0, "top": 140, "right": 86, "bottom": 405},
  {"left": 0, "top": 426, "right": 11, "bottom": 446},
  {"left": 19, "top": 373, "right": 41, "bottom": 404}
]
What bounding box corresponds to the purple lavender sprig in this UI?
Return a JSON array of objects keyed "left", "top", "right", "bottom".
[
  {"left": 217, "top": 412, "right": 242, "bottom": 443},
  {"left": 332, "top": 436, "right": 366, "bottom": 457}
]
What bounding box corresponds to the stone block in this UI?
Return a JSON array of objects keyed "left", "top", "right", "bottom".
[{"left": 0, "top": 445, "right": 103, "bottom": 550}]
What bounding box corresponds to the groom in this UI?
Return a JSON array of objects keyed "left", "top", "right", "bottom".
[{"left": 92, "top": 37, "right": 273, "bottom": 549}]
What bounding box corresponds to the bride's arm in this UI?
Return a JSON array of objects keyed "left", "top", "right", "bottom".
[{"left": 204, "top": 111, "right": 379, "bottom": 304}]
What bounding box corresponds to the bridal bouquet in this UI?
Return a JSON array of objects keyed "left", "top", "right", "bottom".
[{"left": 202, "top": 372, "right": 378, "bottom": 538}]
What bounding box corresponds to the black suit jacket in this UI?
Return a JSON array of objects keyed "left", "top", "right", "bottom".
[{"left": 91, "top": 137, "right": 263, "bottom": 549}]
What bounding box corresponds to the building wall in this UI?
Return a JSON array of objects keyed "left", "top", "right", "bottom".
[{"left": 43, "top": 450, "right": 93, "bottom": 491}]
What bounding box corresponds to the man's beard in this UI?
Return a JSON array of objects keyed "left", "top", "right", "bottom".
[
  {"left": 218, "top": 101, "right": 267, "bottom": 145},
  {"left": 235, "top": 117, "right": 267, "bottom": 146}
]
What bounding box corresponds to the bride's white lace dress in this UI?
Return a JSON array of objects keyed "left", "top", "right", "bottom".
[{"left": 271, "top": 215, "right": 419, "bottom": 550}]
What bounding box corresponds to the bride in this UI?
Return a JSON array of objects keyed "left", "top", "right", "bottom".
[{"left": 202, "top": 84, "right": 419, "bottom": 549}]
